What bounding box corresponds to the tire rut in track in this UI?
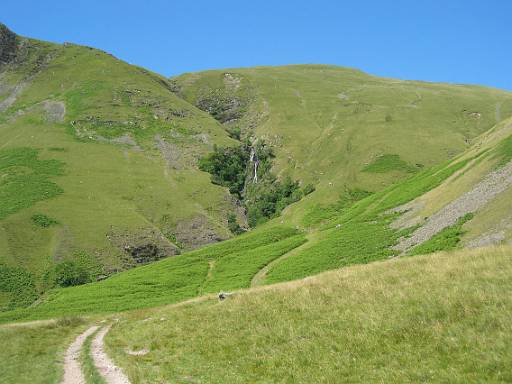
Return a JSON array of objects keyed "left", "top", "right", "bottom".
[
  {"left": 62, "top": 324, "right": 131, "bottom": 384},
  {"left": 91, "top": 325, "right": 131, "bottom": 384},
  {"left": 61, "top": 326, "right": 99, "bottom": 384}
]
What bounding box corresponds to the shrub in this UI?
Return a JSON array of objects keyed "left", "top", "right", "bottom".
[
  {"left": 200, "top": 141, "right": 309, "bottom": 227},
  {"left": 227, "top": 214, "right": 244, "bottom": 235},
  {"left": 199, "top": 144, "right": 249, "bottom": 198},
  {"left": 56, "top": 316, "right": 85, "bottom": 327},
  {"left": 54, "top": 261, "right": 91, "bottom": 287},
  {"left": 246, "top": 176, "right": 302, "bottom": 227},
  {"left": 302, "top": 183, "right": 316, "bottom": 196},
  {"left": 226, "top": 126, "right": 241, "bottom": 140},
  {"left": 31, "top": 214, "right": 59, "bottom": 228}
]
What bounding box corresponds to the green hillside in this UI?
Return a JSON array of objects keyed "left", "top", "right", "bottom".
[
  {"left": 2, "top": 27, "right": 512, "bottom": 384},
  {"left": 2, "top": 23, "right": 512, "bottom": 322},
  {"left": 3, "top": 113, "right": 512, "bottom": 322},
  {"left": 174, "top": 65, "right": 512, "bottom": 225},
  {"left": 0, "top": 25, "right": 243, "bottom": 311}
]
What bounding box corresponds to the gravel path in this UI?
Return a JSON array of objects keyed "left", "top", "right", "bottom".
[
  {"left": 62, "top": 324, "right": 131, "bottom": 384},
  {"left": 61, "top": 326, "right": 99, "bottom": 384},
  {"left": 91, "top": 325, "right": 131, "bottom": 384},
  {"left": 393, "top": 160, "right": 512, "bottom": 252}
]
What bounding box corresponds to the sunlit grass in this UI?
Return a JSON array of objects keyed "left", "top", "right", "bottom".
[{"left": 107, "top": 246, "right": 512, "bottom": 383}]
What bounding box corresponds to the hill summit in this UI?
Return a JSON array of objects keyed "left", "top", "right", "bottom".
[{"left": 0, "top": 23, "right": 18, "bottom": 65}]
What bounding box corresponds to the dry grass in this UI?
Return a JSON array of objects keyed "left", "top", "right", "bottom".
[
  {"left": 106, "top": 246, "right": 512, "bottom": 383},
  {"left": 0, "top": 317, "right": 87, "bottom": 384}
]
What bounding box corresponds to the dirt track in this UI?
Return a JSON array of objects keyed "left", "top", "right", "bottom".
[
  {"left": 62, "top": 324, "right": 130, "bottom": 384},
  {"left": 61, "top": 326, "right": 99, "bottom": 384}
]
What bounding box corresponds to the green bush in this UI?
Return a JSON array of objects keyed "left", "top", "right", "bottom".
[
  {"left": 302, "top": 183, "right": 316, "bottom": 196},
  {"left": 226, "top": 125, "right": 241, "bottom": 140},
  {"left": 199, "top": 144, "right": 249, "bottom": 198},
  {"left": 246, "top": 176, "right": 302, "bottom": 226},
  {"left": 200, "top": 141, "right": 308, "bottom": 226},
  {"left": 54, "top": 261, "right": 91, "bottom": 287},
  {"left": 31, "top": 214, "right": 59, "bottom": 228},
  {"left": 227, "top": 214, "right": 244, "bottom": 235}
]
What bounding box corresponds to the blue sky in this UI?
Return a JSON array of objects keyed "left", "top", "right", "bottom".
[{"left": 2, "top": 0, "right": 512, "bottom": 90}]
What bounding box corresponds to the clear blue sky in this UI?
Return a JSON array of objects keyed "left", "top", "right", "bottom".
[{"left": 2, "top": 0, "right": 512, "bottom": 90}]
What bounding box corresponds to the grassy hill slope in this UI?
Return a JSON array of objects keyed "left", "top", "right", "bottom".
[
  {"left": 391, "top": 116, "right": 512, "bottom": 249},
  {"left": 4, "top": 115, "right": 512, "bottom": 322},
  {"left": 4, "top": 245, "right": 510, "bottom": 383},
  {"left": 260, "top": 116, "right": 512, "bottom": 283},
  {"left": 104, "top": 246, "right": 511, "bottom": 383},
  {"left": 174, "top": 65, "right": 512, "bottom": 225},
  {"left": 0, "top": 25, "right": 241, "bottom": 311},
  {"left": 3, "top": 24, "right": 512, "bottom": 319}
]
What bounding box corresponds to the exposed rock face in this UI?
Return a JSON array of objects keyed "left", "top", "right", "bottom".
[
  {"left": 108, "top": 228, "right": 180, "bottom": 265},
  {"left": 175, "top": 215, "right": 227, "bottom": 249},
  {"left": 0, "top": 24, "right": 18, "bottom": 66}
]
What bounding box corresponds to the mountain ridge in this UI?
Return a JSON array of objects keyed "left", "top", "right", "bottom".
[{"left": 1, "top": 24, "right": 512, "bottom": 318}]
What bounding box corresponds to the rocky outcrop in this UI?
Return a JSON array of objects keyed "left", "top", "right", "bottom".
[
  {"left": 0, "top": 24, "right": 18, "bottom": 66},
  {"left": 175, "top": 215, "right": 227, "bottom": 249},
  {"left": 393, "top": 160, "right": 512, "bottom": 253},
  {"left": 107, "top": 228, "right": 180, "bottom": 265}
]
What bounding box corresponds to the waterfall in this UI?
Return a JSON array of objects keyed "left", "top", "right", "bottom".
[
  {"left": 253, "top": 160, "right": 258, "bottom": 183},
  {"left": 249, "top": 147, "right": 258, "bottom": 183}
]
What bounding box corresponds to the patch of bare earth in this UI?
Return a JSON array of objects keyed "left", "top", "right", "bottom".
[
  {"left": 175, "top": 214, "right": 227, "bottom": 249},
  {"left": 91, "top": 325, "right": 131, "bottom": 384},
  {"left": 155, "top": 134, "right": 184, "bottom": 170},
  {"left": 41, "top": 100, "right": 66, "bottom": 122},
  {"left": 466, "top": 215, "right": 512, "bottom": 248},
  {"left": 61, "top": 326, "right": 99, "bottom": 384},
  {"left": 61, "top": 324, "right": 131, "bottom": 384},
  {"left": 0, "top": 81, "right": 27, "bottom": 112}
]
